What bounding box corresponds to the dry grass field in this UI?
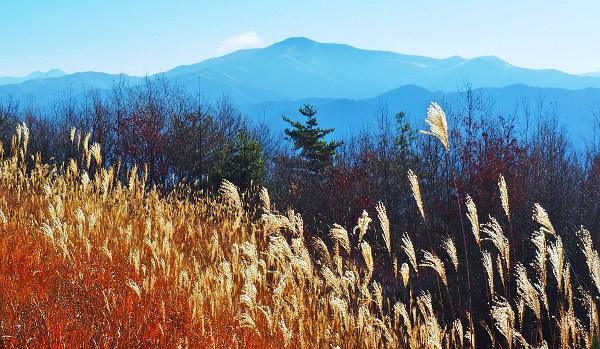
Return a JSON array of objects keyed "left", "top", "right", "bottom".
[{"left": 1, "top": 110, "right": 600, "bottom": 348}]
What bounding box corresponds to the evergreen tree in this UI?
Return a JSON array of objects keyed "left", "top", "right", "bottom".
[
  {"left": 212, "top": 127, "right": 265, "bottom": 189},
  {"left": 394, "top": 111, "right": 416, "bottom": 158},
  {"left": 283, "top": 104, "right": 341, "bottom": 173}
]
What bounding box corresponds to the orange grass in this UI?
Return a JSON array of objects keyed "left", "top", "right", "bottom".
[{"left": 1, "top": 120, "right": 600, "bottom": 348}]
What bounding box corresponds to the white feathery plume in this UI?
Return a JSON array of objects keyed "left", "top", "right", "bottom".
[
  {"left": 482, "top": 251, "right": 494, "bottom": 296},
  {"left": 498, "top": 174, "right": 510, "bottom": 219},
  {"left": 407, "top": 169, "right": 425, "bottom": 221},
  {"left": 401, "top": 232, "right": 418, "bottom": 275},
  {"left": 354, "top": 210, "right": 372, "bottom": 243},
  {"left": 533, "top": 203, "right": 556, "bottom": 236},
  {"left": 376, "top": 201, "right": 391, "bottom": 254},
  {"left": 420, "top": 101, "right": 449, "bottom": 151},
  {"left": 443, "top": 236, "right": 459, "bottom": 271},
  {"left": 482, "top": 216, "right": 510, "bottom": 272},
  {"left": 491, "top": 297, "right": 515, "bottom": 346},
  {"left": 329, "top": 224, "right": 350, "bottom": 254},
  {"left": 401, "top": 263, "right": 410, "bottom": 288},
  {"left": 466, "top": 195, "right": 480, "bottom": 245},
  {"left": 548, "top": 235, "right": 564, "bottom": 292},
  {"left": 420, "top": 250, "right": 448, "bottom": 287}
]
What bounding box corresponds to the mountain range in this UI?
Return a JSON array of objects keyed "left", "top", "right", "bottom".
[
  {"left": 0, "top": 69, "right": 66, "bottom": 86},
  {"left": 1, "top": 37, "right": 599, "bottom": 147}
]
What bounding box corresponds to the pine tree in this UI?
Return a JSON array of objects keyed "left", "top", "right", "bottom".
[
  {"left": 212, "top": 127, "right": 265, "bottom": 189},
  {"left": 283, "top": 104, "right": 341, "bottom": 174}
]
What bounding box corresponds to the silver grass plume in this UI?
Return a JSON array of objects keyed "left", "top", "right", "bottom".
[
  {"left": 393, "top": 301, "right": 412, "bottom": 333},
  {"left": 578, "top": 227, "right": 600, "bottom": 293},
  {"left": 259, "top": 187, "right": 270, "bottom": 212},
  {"left": 465, "top": 194, "right": 480, "bottom": 245},
  {"left": 491, "top": 297, "right": 515, "bottom": 347},
  {"left": 90, "top": 143, "right": 102, "bottom": 167},
  {"left": 400, "top": 263, "right": 410, "bottom": 288},
  {"left": 452, "top": 319, "right": 464, "bottom": 348},
  {"left": 311, "top": 237, "right": 332, "bottom": 267},
  {"left": 498, "top": 174, "right": 510, "bottom": 219},
  {"left": 482, "top": 251, "right": 494, "bottom": 296},
  {"left": 401, "top": 232, "right": 418, "bottom": 275},
  {"left": 376, "top": 201, "right": 391, "bottom": 254},
  {"left": 354, "top": 210, "right": 372, "bottom": 243},
  {"left": 360, "top": 241, "right": 374, "bottom": 284},
  {"left": 372, "top": 281, "right": 383, "bottom": 313},
  {"left": 20, "top": 122, "right": 29, "bottom": 155},
  {"left": 420, "top": 101, "right": 449, "bottom": 151},
  {"left": 531, "top": 230, "right": 548, "bottom": 289},
  {"left": 329, "top": 224, "right": 350, "bottom": 254},
  {"left": 83, "top": 132, "right": 91, "bottom": 156},
  {"left": 70, "top": 127, "right": 76, "bottom": 143},
  {"left": 420, "top": 250, "right": 448, "bottom": 287},
  {"left": 548, "top": 235, "right": 565, "bottom": 292},
  {"left": 482, "top": 216, "right": 510, "bottom": 273},
  {"left": 407, "top": 169, "right": 425, "bottom": 220},
  {"left": 496, "top": 254, "right": 506, "bottom": 290},
  {"left": 219, "top": 179, "right": 242, "bottom": 211},
  {"left": 515, "top": 263, "right": 541, "bottom": 320},
  {"left": 533, "top": 203, "right": 556, "bottom": 236},
  {"left": 443, "top": 236, "right": 459, "bottom": 271}
]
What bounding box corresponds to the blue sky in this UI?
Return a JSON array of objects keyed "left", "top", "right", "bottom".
[{"left": 1, "top": 0, "right": 598, "bottom": 76}]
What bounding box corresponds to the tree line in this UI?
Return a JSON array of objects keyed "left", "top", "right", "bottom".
[{"left": 3, "top": 76, "right": 600, "bottom": 327}]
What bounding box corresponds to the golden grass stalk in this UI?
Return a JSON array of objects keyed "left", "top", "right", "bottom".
[
  {"left": 400, "top": 263, "right": 410, "bottom": 288},
  {"left": 548, "top": 235, "right": 565, "bottom": 292},
  {"left": 443, "top": 236, "right": 459, "bottom": 271},
  {"left": 496, "top": 254, "right": 506, "bottom": 290},
  {"left": 354, "top": 210, "right": 372, "bottom": 243},
  {"left": 90, "top": 142, "right": 102, "bottom": 167},
  {"left": 515, "top": 263, "right": 541, "bottom": 320},
  {"left": 482, "top": 216, "right": 510, "bottom": 273},
  {"left": 531, "top": 230, "right": 547, "bottom": 289},
  {"left": 3, "top": 124, "right": 600, "bottom": 348},
  {"left": 407, "top": 169, "right": 425, "bottom": 221},
  {"left": 482, "top": 251, "right": 494, "bottom": 296},
  {"left": 465, "top": 195, "right": 480, "bottom": 245},
  {"left": 259, "top": 187, "right": 271, "bottom": 212},
  {"left": 452, "top": 319, "right": 464, "bottom": 348},
  {"left": 578, "top": 227, "right": 600, "bottom": 293},
  {"left": 491, "top": 297, "right": 515, "bottom": 348},
  {"left": 401, "top": 232, "right": 418, "bottom": 275},
  {"left": 533, "top": 203, "right": 556, "bottom": 236},
  {"left": 219, "top": 179, "right": 242, "bottom": 211},
  {"left": 70, "top": 127, "right": 76, "bottom": 143},
  {"left": 329, "top": 224, "right": 350, "bottom": 255},
  {"left": 360, "top": 241, "right": 374, "bottom": 284},
  {"left": 498, "top": 174, "right": 510, "bottom": 219},
  {"left": 376, "top": 201, "right": 391, "bottom": 255},
  {"left": 420, "top": 101, "right": 449, "bottom": 151},
  {"left": 83, "top": 131, "right": 91, "bottom": 156},
  {"left": 420, "top": 251, "right": 448, "bottom": 287}
]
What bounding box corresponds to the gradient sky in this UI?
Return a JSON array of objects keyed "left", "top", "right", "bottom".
[{"left": 1, "top": 0, "right": 599, "bottom": 77}]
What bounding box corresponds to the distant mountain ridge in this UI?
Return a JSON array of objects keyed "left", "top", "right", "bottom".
[
  {"left": 163, "top": 37, "right": 600, "bottom": 100},
  {"left": 0, "top": 69, "right": 66, "bottom": 86},
  {"left": 0, "top": 37, "right": 599, "bottom": 148},
  {"left": 2, "top": 37, "right": 600, "bottom": 105},
  {"left": 239, "top": 84, "right": 600, "bottom": 148}
]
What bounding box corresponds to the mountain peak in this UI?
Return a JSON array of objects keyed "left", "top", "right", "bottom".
[
  {"left": 24, "top": 69, "right": 67, "bottom": 79},
  {"left": 0, "top": 68, "right": 67, "bottom": 86},
  {"left": 273, "top": 37, "right": 318, "bottom": 46},
  {"left": 268, "top": 37, "right": 321, "bottom": 50}
]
